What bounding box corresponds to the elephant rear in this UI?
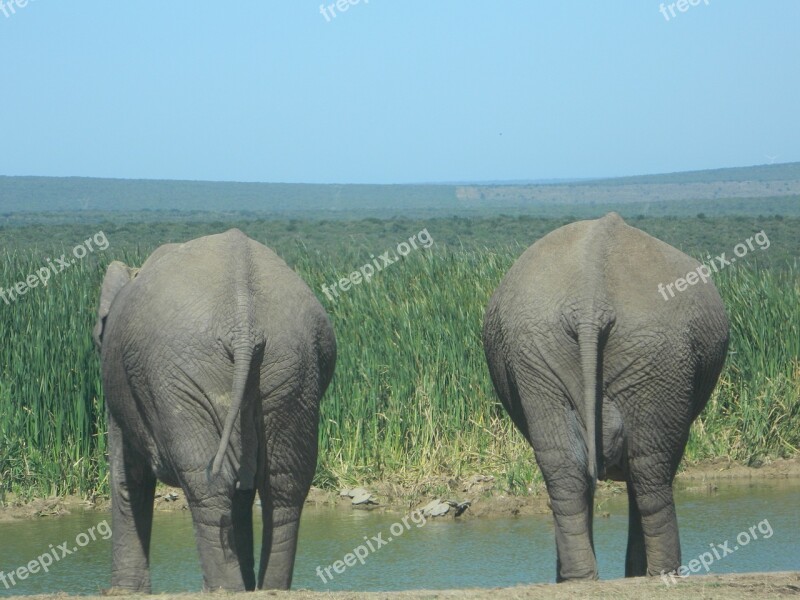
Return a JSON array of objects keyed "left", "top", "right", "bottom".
[
  {"left": 102, "top": 229, "right": 334, "bottom": 489},
  {"left": 484, "top": 212, "right": 728, "bottom": 481},
  {"left": 96, "top": 229, "right": 336, "bottom": 591},
  {"left": 483, "top": 212, "right": 728, "bottom": 581}
]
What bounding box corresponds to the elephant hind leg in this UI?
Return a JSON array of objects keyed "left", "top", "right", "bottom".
[
  {"left": 258, "top": 494, "right": 303, "bottom": 590},
  {"left": 514, "top": 379, "right": 598, "bottom": 581},
  {"left": 627, "top": 454, "right": 681, "bottom": 577},
  {"left": 181, "top": 476, "right": 256, "bottom": 591},
  {"left": 257, "top": 389, "right": 319, "bottom": 589},
  {"left": 173, "top": 429, "right": 256, "bottom": 593},
  {"left": 108, "top": 413, "right": 157, "bottom": 593},
  {"left": 625, "top": 482, "right": 647, "bottom": 577},
  {"left": 544, "top": 454, "right": 598, "bottom": 582},
  {"left": 257, "top": 448, "right": 314, "bottom": 590},
  {"left": 623, "top": 390, "right": 689, "bottom": 577},
  {"left": 232, "top": 488, "right": 257, "bottom": 590}
]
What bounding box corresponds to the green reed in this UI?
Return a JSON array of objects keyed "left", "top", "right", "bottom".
[
  {"left": 685, "top": 264, "right": 800, "bottom": 461},
  {"left": 0, "top": 250, "right": 108, "bottom": 500},
  {"left": 0, "top": 241, "right": 796, "bottom": 500}
]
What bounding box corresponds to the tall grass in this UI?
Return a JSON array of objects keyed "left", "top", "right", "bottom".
[
  {"left": 0, "top": 240, "right": 797, "bottom": 500},
  {"left": 685, "top": 265, "right": 800, "bottom": 460},
  {"left": 0, "top": 251, "right": 108, "bottom": 500}
]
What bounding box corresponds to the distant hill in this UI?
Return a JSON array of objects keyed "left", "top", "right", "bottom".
[
  {"left": 582, "top": 161, "right": 800, "bottom": 185},
  {"left": 0, "top": 178, "right": 456, "bottom": 215},
  {"left": 0, "top": 162, "right": 798, "bottom": 221}
]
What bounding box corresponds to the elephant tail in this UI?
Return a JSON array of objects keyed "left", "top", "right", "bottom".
[
  {"left": 577, "top": 305, "right": 615, "bottom": 489},
  {"left": 578, "top": 321, "right": 603, "bottom": 490},
  {"left": 210, "top": 336, "right": 255, "bottom": 480},
  {"left": 578, "top": 311, "right": 615, "bottom": 487},
  {"left": 209, "top": 247, "right": 260, "bottom": 484}
]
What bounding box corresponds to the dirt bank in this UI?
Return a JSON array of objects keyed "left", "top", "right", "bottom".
[{"left": 1, "top": 456, "right": 798, "bottom": 522}]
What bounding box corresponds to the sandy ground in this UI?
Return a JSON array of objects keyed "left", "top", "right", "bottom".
[{"left": 16, "top": 571, "right": 800, "bottom": 599}]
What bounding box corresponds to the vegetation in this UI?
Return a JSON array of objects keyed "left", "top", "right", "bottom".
[
  {"left": 0, "top": 215, "right": 797, "bottom": 501},
  {"left": 2, "top": 215, "right": 798, "bottom": 268},
  {"left": 1, "top": 161, "right": 800, "bottom": 220}
]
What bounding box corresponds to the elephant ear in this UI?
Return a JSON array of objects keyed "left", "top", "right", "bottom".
[{"left": 93, "top": 261, "right": 137, "bottom": 350}]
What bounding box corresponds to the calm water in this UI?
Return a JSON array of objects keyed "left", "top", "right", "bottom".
[{"left": 1, "top": 481, "right": 797, "bottom": 595}]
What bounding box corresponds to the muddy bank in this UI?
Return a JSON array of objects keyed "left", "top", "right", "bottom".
[
  {"left": 305, "top": 456, "right": 800, "bottom": 519},
  {"left": 1, "top": 456, "right": 798, "bottom": 522}
]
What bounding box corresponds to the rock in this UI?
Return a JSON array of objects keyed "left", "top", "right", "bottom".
[
  {"left": 421, "top": 499, "right": 442, "bottom": 515},
  {"left": 337, "top": 486, "right": 378, "bottom": 506},
  {"left": 429, "top": 502, "right": 450, "bottom": 517},
  {"left": 350, "top": 489, "right": 377, "bottom": 505},
  {"left": 421, "top": 499, "right": 459, "bottom": 517}
]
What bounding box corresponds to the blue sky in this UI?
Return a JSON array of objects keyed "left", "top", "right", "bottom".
[{"left": 1, "top": 1, "right": 798, "bottom": 183}]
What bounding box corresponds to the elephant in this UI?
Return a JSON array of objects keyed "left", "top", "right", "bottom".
[
  {"left": 482, "top": 212, "right": 728, "bottom": 581},
  {"left": 93, "top": 229, "right": 336, "bottom": 592}
]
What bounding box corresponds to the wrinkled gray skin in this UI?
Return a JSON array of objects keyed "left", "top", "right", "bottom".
[
  {"left": 482, "top": 213, "right": 728, "bottom": 581},
  {"left": 94, "top": 229, "right": 336, "bottom": 592}
]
